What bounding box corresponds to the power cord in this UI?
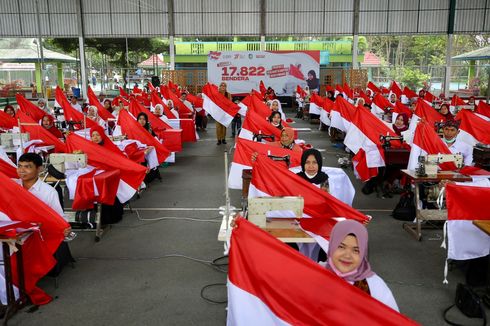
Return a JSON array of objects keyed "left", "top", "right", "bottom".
[{"left": 133, "top": 209, "right": 222, "bottom": 223}]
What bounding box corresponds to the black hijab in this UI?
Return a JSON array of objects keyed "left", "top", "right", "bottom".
[{"left": 296, "top": 148, "right": 329, "bottom": 185}]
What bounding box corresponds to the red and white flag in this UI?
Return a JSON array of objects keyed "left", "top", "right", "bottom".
[
  {"left": 227, "top": 218, "right": 417, "bottom": 325},
  {"left": 442, "top": 182, "right": 490, "bottom": 283},
  {"left": 343, "top": 82, "right": 354, "bottom": 100},
  {"left": 17, "top": 110, "right": 67, "bottom": 153},
  {"left": 66, "top": 133, "right": 147, "bottom": 203},
  {"left": 87, "top": 87, "right": 115, "bottom": 121},
  {"left": 0, "top": 147, "right": 17, "bottom": 178},
  {"left": 371, "top": 93, "right": 393, "bottom": 118},
  {"left": 119, "top": 86, "right": 130, "bottom": 98},
  {"left": 389, "top": 81, "right": 402, "bottom": 98},
  {"left": 16, "top": 94, "right": 50, "bottom": 122},
  {"left": 476, "top": 101, "right": 490, "bottom": 119},
  {"left": 0, "top": 109, "right": 17, "bottom": 129},
  {"left": 0, "top": 171, "right": 69, "bottom": 305},
  {"left": 407, "top": 120, "right": 456, "bottom": 171},
  {"left": 407, "top": 99, "right": 445, "bottom": 141},
  {"left": 151, "top": 91, "right": 175, "bottom": 119},
  {"left": 296, "top": 85, "right": 307, "bottom": 99},
  {"left": 402, "top": 86, "right": 418, "bottom": 99},
  {"left": 259, "top": 80, "right": 267, "bottom": 97},
  {"left": 239, "top": 108, "right": 284, "bottom": 141},
  {"left": 367, "top": 81, "right": 381, "bottom": 94},
  {"left": 228, "top": 138, "right": 302, "bottom": 189},
  {"left": 309, "top": 92, "right": 324, "bottom": 115},
  {"left": 202, "top": 83, "right": 240, "bottom": 127},
  {"left": 358, "top": 90, "right": 372, "bottom": 105},
  {"left": 320, "top": 97, "right": 334, "bottom": 126},
  {"left": 160, "top": 85, "right": 192, "bottom": 116},
  {"left": 329, "top": 96, "right": 356, "bottom": 132},
  {"left": 55, "top": 86, "right": 97, "bottom": 130},
  {"left": 117, "top": 109, "right": 170, "bottom": 164},
  {"left": 451, "top": 95, "right": 466, "bottom": 107},
  {"left": 392, "top": 101, "right": 413, "bottom": 123},
  {"left": 455, "top": 109, "right": 490, "bottom": 147}
]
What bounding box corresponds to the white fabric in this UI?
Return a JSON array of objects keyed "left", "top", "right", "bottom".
[
  {"left": 237, "top": 102, "right": 248, "bottom": 116},
  {"left": 329, "top": 110, "right": 350, "bottom": 132},
  {"left": 167, "top": 119, "right": 181, "bottom": 129},
  {"left": 343, "top": 124, "right": 385, "bottom": 168},
  {"left": 227, "top": 281, "right": 290, "bottom": 326},
  {"left": 364, "top": 275, "right": 400, "bottom": 312},
  {"left": 407, "top": 143, "right": 426, "bottom": 171},
  {"left": 14, "top": 178, "right": 66, "bottom": 220},
  {"left": 228, "top": 162, "right": 250, "bottom": 190},
  {"left": 202, "top": 93, "right": 234, "bottom": 127},
  {"left": 0, "top": 213, "right": 20, "bottom": 305},
  {"left": 309, "top": 102, "right": 322, "bottom": 115},
  {"left": 319, "top": 109, "right": 331, "bottom": 126},
  {"left": 71, "top": 103, "right": 82, "bottom": 112},
  {"left": 0, "top": 147, "right": 15, "bottom": 167}
]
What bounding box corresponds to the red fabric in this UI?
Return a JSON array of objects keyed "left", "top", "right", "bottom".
[
  {"left": 0, "top": 109, "right": 17, "bottom": 129},
  {"left": 123, "top": 142, "right": 146, "bottom": 163},
  {"left": 456, "top": 109, "right": 490, "bottom": 145},
  {"left": 259, "top": 80, "right": 267, "bottom": 97},
  {"left": 168, "top": 81, "right": 181, "bottom": 97},
  {"left": 229, "top": 218, "right": 418, "bottom": 326},
  {"left": 331, "top": 96, "right": 357, "bottom": 123},
  {"left": 55, "top": 86, "right": 97, "bottom": 130},
  {"left": 367, "top": 81, "right": 381, "bottom": 94},
  {"left": 160, "top": 85, "right": 192, "bottom": 115},
  {"left": 242, "top": 109, "right": 284, "bottom": 141},
  {"left": 353, "top": 149, "right": 379, "bottom": 182},
  {"left": 41, "top": 115, "right": 63, "bottom": 139},
  {"left": 446, "top": 183, "right": 490, "bottom": 221},
  {"left": 323, "top": 97, "right": 334, "bottom": 113},
  {"left": 288, "top": 64, "right": 305, "bottom": 80},
  {"left": 476, "top": 101, "right": 490, "bottom": 119},
  {"left": 87, "top": 87, "right": 115, "bottom": 121},
  {"left": 112, "top": 96, "right": 129, "bottom": 108},
  {"left": 17, "top": 110, "right": 67, "bottom": 152},
  {"left": 252, "top": 156, "right": 369, "bottom": 224},
  {"left": 119, "top": 86, "right": 129, "bottom": 98},
  {"left": 460, "top": 166, "right": 490, "bottom": 176},
  {"left": 154, "top": 129, "right": 183, "bottom": 152},
  {"left": 90, "top": 125, "right": 124, "bottom": 156},
  {"left": 0, "top": 172, "right": 69, "bottom": 305},
  {"left": 372, "top": 93, "right": 394, "bottom": 112},
  {"left": 186, "top": 92, "right": 203, "bottom": 108},
  {"left": 413, "top": 98, "right": 445, "bottom": 125},
  {"left": 132, "top": 86, "right": 143, "bottom": 94},
  {"left": 413, "top": 120, "right": 456, "bottom": 171},
  {"left": 0, "top": 157, "right": 17, "bottom": 178},
  {"left": 130, "top": 99, "right": 172, "bottom": 130},
  {"left": 117, "top": 109, "right": 170, "bottom": 163},
  {"left": 151, "top": 91, "right": 176, "bottom": 119},
  {"left": 336, "top": 84, "right": 344, "bottom": 94},
  {"left": 343, "top": 83, "right": 354, "bottom": 99},
  {"left": 179, "top": 119, "right": 197, "bottom": 142},
  {"left": 248, "top": 95, "right": 291, "bottom": 128},
  {"left": 147, "top": 82, "right": 155, "bottom": 92},
  {"left": 310, "top": 92, "right": 324, "bottom": 107},
  {"left": 358, "top": 90, "right": 372, "bottom": 105},
  {"left": 202, "top": 83, "right": 240, "bottom": 117},
  {"left": 233, "top": 138, "right": 302, "bottom": 167},
  {"left": 296, "top": 85, "right": 307, "bottom": 98},
  {"left": 390, "top": 81, "right": 402, "bottom": 98},
  {"left": 66, "top": 133, "right": 147, "bottom": 190},
  {"left": 72, "top": 169, "right": 120, "bottom": 210},
  {"left": 424, "top": 91, "right": 436, "bottom": 103},
  {"left": 402, "top": 86, "right": 418, "bottom": 99},
  {"left": 394, "top": 102, "right": 413, "bottom": 119},
  {"left": 451, "top": 95, "right": 466, "bottom": 106},
  {"left": 16, "top": 94, "right": 50, "bottom": 122}
]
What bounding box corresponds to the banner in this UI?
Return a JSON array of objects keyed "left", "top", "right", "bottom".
[{"left": 207, "top": 51, "right": 320, "bottom": 96}]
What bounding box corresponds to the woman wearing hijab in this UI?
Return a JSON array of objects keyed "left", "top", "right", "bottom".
[
  {"left": 272, "top": 127, "right": 302, "bottom": 152},
  {"left": 325, "top": 220, "right": 399, "bottom": 311},
  {"left": 306, "top": 70, "right": 320, "bottom": 92},
  {"left": 268, "top": 111, "right": 283, "bottom": 130},
  {"left": 296, "top": 148, "right": 329, "bottom": 190},
  {"left": 438, "top": 103, "right": 453, "bottom": 122},
  {"left": 270, "top": 99, "right": 286, "bottom": 120},
  {"left": 41, "top": 114, "right": 63, "bottom": 138},
  {"left": 392, "top": 113, "right": 409, "bottom": 136}
]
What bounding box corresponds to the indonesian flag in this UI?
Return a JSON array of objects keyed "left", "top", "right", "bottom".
[
  {"left": 296, "top": 85, "right": 307, "bottom": 99},
  {"left": 55, "top": 86, "right": 97, "bottom": 130},
  {"left": 289, "top": 64, "right": 305, "bottom": 80},
  {"left": 0, "top": 171, "right": 69, "bottom": 305},
  {"left": 186, "top": 92, "right": 204, "bottom": 110},
  {"left": 392, "top": 101, "right": 413, "bottom": 123},
  {"left": 343, "top": 83, "right": 354, "bottom": 100},
  {"left": 71, "top": 169, "right": 120, "bottom": 210},
  {"left": 247, "top": 95, "right": 290, "bottom": 127},
  {"left": 228, "top": 138, "right": 302, "bottom": 189},
  {"left": 0, "top": 147, "right": 17, "bottom": 178},
  {"left": 147, "top": 82, "right": 155, "bottom": 92},
  {"left": 451, "top": 95, "right": 466, "bottom": 106},
  {"left": 160, "top": 85, "right": 192, "bottom": 115},
  {"left": 367, "top": 81, "right": 381, "bottom": 94},
  {"left": 402, "top": 86, "right": 418, "bottom": 99},
  {"left": 132, "top": 85, "right": 143, "bottom": 94},
  {"left": 259, "top": 80, "right": 267, "bottom": 97},
  {"left": 371, "top": 93, "right": 393, "bottom": 118},
  {"left": 87, "top": 87, "right": 115, "bottom": 121},
  {"left": 329, "top": 96, "right": 356, "bottom": 132},
  {"left": 168, "top": 81, "right": 181, "bottom": 97},
  {"left": 129, "top": 99, "right": 183, "bottom": 152},
  {"left": 0, "top": 109, "right": 16, "bottom": 129},
  {"left": 239, "top": 108, "right": 284, "bottom": 141},
  {"left": 444, "top": 182, "right": 490, "bottom": 272},
  {"left": 119, "top": 86, "right": 129, "bottom": 98},
  {"left": 424, "top": 91, "right": 436, "bottom": 103},
  {"left": 407, "top": 99, "right": 445, "bottom": 139},
  {"left": 358, "top": 90, "right": 372, "bottom": 105},
  {"left": 476, "top": 101, "right": 490, "bottom": 119},
  {"left": 202, "top": 83, "right": 240, "bottom": 127},
  {"left": 309, "top": 93, "right": 324, "bottom": 115},
  {"left": 407, "top": 120, "right": 457, "bottom": 171},
  {"left": 227, "top": 218, "right": 418, "bottom": 326},
  {"left": 352, "top": 149, "right": 379, "bottom": 182},
  {"left": 335, "top": 84, "right": 343, "bottom": 97},
  {"left": 117, "top": 109, "right": 170, "bottom": 164},
  {"left": 455, "top": 109, "right": 490, "bottom": 146},
  {"left": 17, "top": 110, "right": 67, "bottom": 153},
  {"left": 389, "top": 81, "right": 402, "bottom": 98},
  {"left": 249, "top": 156, "right": 368, "bottom": 224},
  {"left": 151, "top": 91, "right": 175, "bottom": 119},
  {"left": 16, "top": 94, "right": 50, "bottom": 122},
  {"left": 66, "top": 133, "right": 147, "bottom": 203},
  {"left": 320, "top": 97, "right": 334, "bottom": 126}
]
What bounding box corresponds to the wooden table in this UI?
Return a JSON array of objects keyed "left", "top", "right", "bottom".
[
  {"left": 218, "top": 218, "right": 315, "bottom": 243},
  {"left": 401, "top": 169, "right": 472, "bottom": 241},
  {"left": 473, "top": 220, "right": 490, "bottom": 236}
]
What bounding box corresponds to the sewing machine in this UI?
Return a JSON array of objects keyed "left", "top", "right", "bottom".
[
  {"left": 267, "top": 152, "right": 290, "bottom": 167},
  {"left": 247, "top": 196, "right": 304, "bottom": 228},
  {"left": 415, "top": 154, "right": 464, "bottom": 177},
  {"left": 253, "top": 133, "right": 275, "bottom": 142},
  {"left": 453, "top": 105, "right": 475, "bottom": 114},
  {"left": 380, "top": 134, "right": 404, "bottom": 149},
  {"left": 0, "top": 133, "right": 30, "bottom": 148},
  {"left": 473, "top": 143, "right": 490, "bottom": 169},
  {"left": 49, "top": 153, "right": 87, "bottom": 173}
]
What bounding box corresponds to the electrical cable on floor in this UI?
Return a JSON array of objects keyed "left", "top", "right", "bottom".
[
  {"left": 200, "top": 283, "right": 227, "bottom": 304},
  {"left": 133, "top": 209, "right": 222, "bottom": 223}
]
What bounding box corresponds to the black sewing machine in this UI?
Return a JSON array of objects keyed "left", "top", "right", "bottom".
[
  {"left": 253, "top": 133, "right": 275, "bottom": 142},
  {"left": 380, "top": 134, "right": 403, "bottom": 149},
  {"left": 66, "top": 120, "right": 83, "bottom": 132},
  {"left": 267, "top": 154, "right": 290, "bottom": 167}
]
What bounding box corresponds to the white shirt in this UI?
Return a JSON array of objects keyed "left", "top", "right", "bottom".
[
  {"left": 71, "top": 103, "right": 82, "bottom": 113},
  {"left": 445, "top": 138, "right": 473, "bottom": 166},
  {"left": 15, "top": 178, "right": 66, "bottom": 220}
]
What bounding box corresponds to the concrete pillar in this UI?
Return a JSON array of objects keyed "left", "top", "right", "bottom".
[
  {"left": 444, "top": 34, "right": 453, "bottom": 97},
  {"left": 78, "top": 36, "right": 88, "bottom": 99},
  {"left": 169, "top": 35, "right": 175, "bottom": 70},
  {"left": 468, "top": 60, "right": 476, "bottom": 81},
  {"left": 35, "top": 62, "right": 42, "bottom": 94},
  {"left": 57, "top": 62, "right": 64, "bottom": 88},
  {"left": 260, "top": 35, "right": 265, "bottom": 51},
  {"left": 352, "top": 35, "right": 359, "bottom": 69}
]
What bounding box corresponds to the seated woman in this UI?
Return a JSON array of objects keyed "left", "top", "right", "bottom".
[
  {"left": 271, "top": 127, "right": 302, "bottom": 152},
  {"left": 137, "top": 112, "right": 156, "bottom": 137},
  {"left": 136, "top": 112, "right": 161, "bottom": 183},
  {"left": 270, "top": 99, "right": 286, "bottom": 120},
  {"left": 438, "top": 103, "right": 453, "bottom": 121},
  {"left": 166, "top": 100, "right": 180, "bottom": 119},
  {"left": 87, "top": 105, "right": 106, "bottom": 128},
  {"left": 325, "top": 219, "right": 399, "bottom": 312},
  {"left": 103, "top": 99, "right": 114, "bottom": 113},
  {"left": 296, "top": 148, "right": 329, "bottom": 191},
  {"left": 268, "top": 111, "right": 283, "bottom": 130},
  {"left": 152, "top": 104, "right": 171, "bottom": 124},
  {"left": 41, "top": 114, "right": 63, "bottom": 138},
  {"left": 392, "top": 113, "right": 409, "bottom": 136},
  {"left": 4, "top": 105, "right": 15, "bottom": 118}
]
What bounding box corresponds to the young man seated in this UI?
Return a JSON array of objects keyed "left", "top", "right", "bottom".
[{"left": 442, "top": 120, "right": 473, "bottom": 166}]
